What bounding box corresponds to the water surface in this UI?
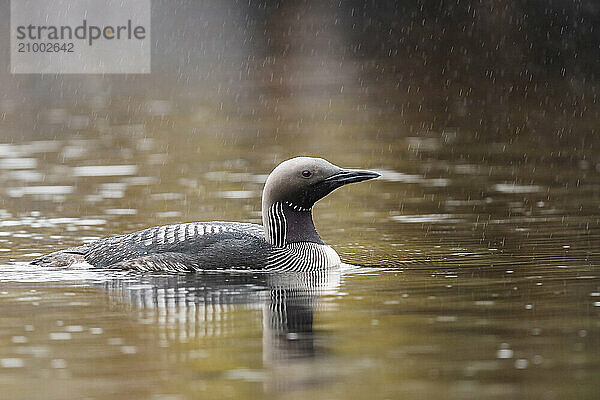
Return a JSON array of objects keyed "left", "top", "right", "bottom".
[{"left": 0, "top": 121, "right": 598, "bottom": 400}]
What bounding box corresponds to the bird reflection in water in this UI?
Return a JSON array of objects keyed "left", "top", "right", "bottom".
[{"left": 100, "top": 267, "right": 341, "bottom": 387}]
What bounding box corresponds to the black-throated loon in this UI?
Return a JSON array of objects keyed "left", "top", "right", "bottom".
[{"left": 31, "top": 157, "right": 379, "bottom": 272}]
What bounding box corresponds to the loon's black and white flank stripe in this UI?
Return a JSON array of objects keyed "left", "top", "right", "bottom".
[{"left": 31, "top": 157, "right": 379, "bottom": 272}]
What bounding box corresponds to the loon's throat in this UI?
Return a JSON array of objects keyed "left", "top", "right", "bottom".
[{"left": 264, "top": 201, "right": 322, "bottom": 247}]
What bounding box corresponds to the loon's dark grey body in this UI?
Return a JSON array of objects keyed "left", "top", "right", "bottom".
[
  {"left": 35, "top": 221, "right": 339, "bottom": 272},
  {"left": 31, "top": 157, "right": 378, "bottom": 272}
]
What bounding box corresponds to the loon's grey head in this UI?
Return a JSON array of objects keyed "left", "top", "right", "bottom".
[{"left": 262, "top": 157, "right": 379, "bottom": 246}]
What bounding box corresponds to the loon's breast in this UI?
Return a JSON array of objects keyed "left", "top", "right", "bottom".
[{"left": 266, "top": 242, "right": 341, "bottom": 272}]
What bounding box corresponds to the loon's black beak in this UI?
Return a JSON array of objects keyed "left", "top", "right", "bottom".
[
  {"left": 301, "top": 167, "right": 380, "bottom": 206},
  {"left": 324, "top": 169, "right": 380, "bottom": 186}
]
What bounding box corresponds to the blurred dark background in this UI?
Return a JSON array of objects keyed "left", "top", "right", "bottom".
[{"left": 1, "top": 0, "right": 599, "bottom": 146}]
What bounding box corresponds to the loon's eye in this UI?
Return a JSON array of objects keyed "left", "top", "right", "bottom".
[{"left": 301, "top": 170, "right": 312, "bottom": 178}]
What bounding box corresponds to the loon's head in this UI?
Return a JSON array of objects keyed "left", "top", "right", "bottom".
[
  {"left": 262, "top": 157, "right": 380, "bottom": 212},
  {"left": 261, "top": 157, "right": 379, "bottom": 246}
]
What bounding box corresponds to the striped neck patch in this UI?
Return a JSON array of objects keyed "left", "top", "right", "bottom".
[{"left": 267, "top": 202, "right": 287, "bottom": 248}]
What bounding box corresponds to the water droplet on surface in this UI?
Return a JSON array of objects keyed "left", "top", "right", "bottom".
[
  {"left": 514, "top": 359, "right": 528, "bottom": 369},
  {"left": 496, "top": 349, "right": 513, "bottom": 359},
  {"left": 49, "top": 332, "right": 72, "bottom": 340},
  {"left": 1, "top": 358, "right": 24, "bottom": 368}
]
